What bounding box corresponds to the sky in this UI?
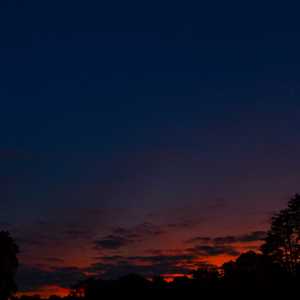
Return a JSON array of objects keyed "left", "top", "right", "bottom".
[{"left": 1, "top": 0, "right": 300, "bottom": 296}]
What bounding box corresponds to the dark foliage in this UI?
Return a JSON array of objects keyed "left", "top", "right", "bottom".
[
  {"left": 261, "top": 194, "right": 300, "bottom": 273},
  {"left": 0, "top": 231, "right": 19, "bottom": 300}
]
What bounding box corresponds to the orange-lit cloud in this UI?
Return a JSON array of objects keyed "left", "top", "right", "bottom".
[
  {"left": 15, "top": 209, "right": 267, "bottom": 297},
  {"left": 17, "top": 285, "right": 70, "bottom": 299}
]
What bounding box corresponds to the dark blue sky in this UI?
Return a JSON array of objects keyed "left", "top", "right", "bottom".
[{"left": 1, "top": 1, "right": 300, "bottom": 294}]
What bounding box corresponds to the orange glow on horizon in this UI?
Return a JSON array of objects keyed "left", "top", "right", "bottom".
[
  {"left": 163, "top": 273, "right": 192, "bottom": 282},
  {"left": 17, "top": 286, "right": 70, "bottom": 299},
  {"left": 17, "top": 229, "right": 264, "bottom": 297}
]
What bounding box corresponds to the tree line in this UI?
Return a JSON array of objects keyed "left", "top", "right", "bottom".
[{"left": 2, "top": 194, "right": 300, "bottom": 299}]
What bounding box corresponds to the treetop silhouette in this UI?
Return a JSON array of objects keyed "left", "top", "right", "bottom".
[{"left": 261, "top": 194, "right": 300, "bottom": 274}]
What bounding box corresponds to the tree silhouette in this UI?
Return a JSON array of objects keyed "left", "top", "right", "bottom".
[
  {"left": 192, "top": 266, "right": 220, "bottom": 288},
  {"left": 151, "top": 276, "right": 167, "bottom": 289},
  {"left": 222, "top": 251, "right": 287, "bottom": 288},
  {"left": 261, "top": 194, "right": 300, "bottom": 274},
  {"left": 115, "top": 274, "right": 151, "bottom": 289},
  {"left": 0, "top": 231, "right": 19, "bottom": 300}
]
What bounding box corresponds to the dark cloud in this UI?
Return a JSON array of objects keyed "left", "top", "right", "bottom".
[
  {"left": 235, "top": 231, "right": 266, "bottom": 243},
  {"left": 213, "top": 236, "right": 239, "bottom": 244},
  {"left": 87, "top": 254, "right": 197, "bottom": 279},
  {"left": 212, "top": 231, "right": 266, "bottom": 244},
  {"left": 17, "top": 246, "right": 235, "bottom": 291},
  {"left": 16, "top": 265, "right": 86, "bottom": 291},
  {"left": 187, "top": 245, "right": 240, "bottom": 257},
  {"left": 126, "top": 254, "right": 196, "bottom": 264},
  {"left": 94, "top": 235, "right": 131, "bottom": 250},
  {"left": 184, "top": 231, "right": 266, "bottom": 258},
  {"left": 94, "top": 222, "right": 164, "bottom": 250},
  {"left": 17, "top": 240, "right": 242, "bottom": 292},
  {"left": 187, "top": 237, "right": 211, "bottom": 244},
  {"left": 187, "top": 231, "right": 266, "bottom": 245},
  {"left": 16, "top": 222, "right": 265, "bottom": 292},
  {"left": 96, "top": 253, "right": 196, "bottom": 265},
  {"left": 14, "top": 208, "right": 113, "bottom": 254}
]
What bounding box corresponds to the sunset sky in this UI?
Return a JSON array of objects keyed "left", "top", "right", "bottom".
[{"left": 1, "top": 1, "right": 300, "bottom": 296}]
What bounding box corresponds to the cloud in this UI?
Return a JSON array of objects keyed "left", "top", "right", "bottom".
[
  {"left": 94, "top": 235, "right": 131, "bottom": 250},
  {"left": 16, "top": 265, "right": 86, "bottom": 291},
  {"left": 235, "top": 231, "right": 266, "bottom": 243},
  {"left": 16, "top": 215, "right": 266, "bottom": 292},
  {"left": 86, "top": 253, "right": 198, "bottom": 279},
  {"left": 213, "top": 236, "right": 239, "bottom": 244},
  {"left": 187, "top": 237, "right": 211, "bottom": 244},
  {"left": 183, "top": 230, "right": 267, "bottom": 258},
  {"left": 186, "top": 245, "right": 240, "bottom": 257},
  {"left": 17, "top": 247, "right": 230, "bottom": 291},
  {"left": 126, "top": 254, "right": 196, "bottom": 264},
  {"left": 17, "top": 234, "right": 246, "bottom": 292},
  {"left": 187, "top": 231, "right": 266, "bottom": 245},
  {"left": 94, "top": 222, "right": 165, "bottom": 250},
  {"left": 14, "top": 208, "right": 112, "bottom": 254}
]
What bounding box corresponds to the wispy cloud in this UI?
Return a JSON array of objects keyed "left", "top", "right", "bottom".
[
  {"left": 94, "top": 222, "right": 164, "bottom": 250},
  {"left": 187, "top": 231, "right": 266, "bottom": 245}
]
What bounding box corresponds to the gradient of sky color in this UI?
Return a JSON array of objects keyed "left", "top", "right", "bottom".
[{"left": 1, "top": 1, "right": 300, "bottom": 296}]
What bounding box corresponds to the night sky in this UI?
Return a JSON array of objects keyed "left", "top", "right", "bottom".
[{"left": 1, "top": 1, "right": 300, "bottom": 296}]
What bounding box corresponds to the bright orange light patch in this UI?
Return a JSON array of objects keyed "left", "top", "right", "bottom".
[
  {"left": 163, "top": 273, "right": 192, "bottom": 282},
  {"left": 17, "top": 285, "right": 70, "bottom": 299}
]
